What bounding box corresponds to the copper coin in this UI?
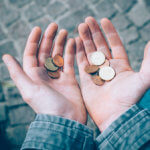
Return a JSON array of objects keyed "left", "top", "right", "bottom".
[
  {"left": 53, "top": 54, "right": 64, "bottom": 67},
  {"left": 45, "top": 57, "right": 59, "bottom": 71},
  {"left": 85, "top": 65, "right": 99, "bottom": 74},
  {"left": 92, "top": 75, "right": 104, "bottom": 86},
  {"left": 48, "top": 70, "right": 60, "bottom": 79},
  {"left": 99, "top": 59, "right": 110, "bottom": 68}
]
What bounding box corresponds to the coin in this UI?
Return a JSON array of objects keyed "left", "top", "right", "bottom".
[
  {"left": 45, "top": 57, "right": 59, "bottom": 71},
  {"left": 53, "top": 54, "right": 64, "bottom": 67},
  {"left": 85, "top": 65, "right": 99, "bottom": 74},
  {"left": 48, "top": 70, "right": 60, "bottom": 79},
  {"left": 99, "top": 66, "right": 115, "bottom": 81},
  {"left": 99, "top": 59, "right": 110, "bottom": 68},
  {"left": 92, "top": 75, "right": 104, "bottom": 86},
  {"left": 90, "top": 51, "right": 105, "bottom": 65}
]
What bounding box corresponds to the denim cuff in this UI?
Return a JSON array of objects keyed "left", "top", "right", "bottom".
[
  {"left": 96, "top": 104, "right": 150, "bottom": 150},
  {"left": 21, "top": 115, "right": 94, "bottom": 150}
]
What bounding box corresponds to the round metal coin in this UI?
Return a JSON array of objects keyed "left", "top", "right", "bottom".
[
  {"left": 45, "top": 57, "right": 58, "bottom": 71},
  {"left": 90, "top": 51, "right": 105, "bottom": 65},
  {"left": 92, "top": 75, "right": 104, "bottom": 86},
  {"left": 53, "top": 54, "right": 64, "bottom": 67},
  {"left": 85, "top": 65, "right": 99, "bottom": 74},
  {"left": 48, "top": 70, "right": 60, "bottom": 79},
  {"left": 99, "top": 66, "right": 115, "bottom": 81}
]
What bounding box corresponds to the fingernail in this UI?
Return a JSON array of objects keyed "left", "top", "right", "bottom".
[
  {"left": 2, "top": 55, "right": 11, "bottom": 67},
  {"left": 2, "top": 55, "right": 7, "bottom": 62},
  {"left": 147, "top": 41, "right": 150, "bottom": 51}
]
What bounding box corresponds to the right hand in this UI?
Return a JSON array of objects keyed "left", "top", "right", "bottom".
[
  {"left": 76, "top": 17, "right": 150, "bottom": 131},
  {"left": 3, "top": 23, "right": 86, "bottom": 124}
]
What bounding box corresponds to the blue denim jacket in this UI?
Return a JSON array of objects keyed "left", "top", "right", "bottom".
[{"left": 21, "top": 104, "right": 150, "bottom": 150}]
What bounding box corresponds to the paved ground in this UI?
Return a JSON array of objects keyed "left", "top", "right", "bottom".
[{"left": 0, "top": 0, "right": 150, "bottom": 149}]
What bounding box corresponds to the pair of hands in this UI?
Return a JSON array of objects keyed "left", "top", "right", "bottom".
[{"left": 3, "top": 17, "right": 150, "bottom": 132}]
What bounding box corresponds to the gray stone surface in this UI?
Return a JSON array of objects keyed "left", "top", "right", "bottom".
[
  {"left": 111, "top": 13, "right": 131, "bottom": 30},
  {"left": 119, "top": 26, "right": 139, "bottom": 44},
  {"left": 0, "top": 3, "right": 20, "bottom": 27},
  {"left": 59, "top": 6, "right": 95, "bottom": 32},
  {"left": 86, "top": 0, "right": 98, "bottom": 4},
  {"left": 6, "top": 125, "right": 28, "bottom": 146},
  {"left": 0, "top": 41, "right": 17, "bottom": 63},
  {"left": 3, "top": 86, "right": 24, "bottom": 106},
  {"left": 0, "top": 84, "right": 4, "bottom": 101},
  {"left": 0, "top": 25, "right": 7, "bottom": 41},
  {"left": 0, "top": 64, "right": 10, "bottom": 81},
  {"left": 140, "top": 23, "right": 150, "bottom": 42},
  {"left": 66, "top": 0, "right": 85, "bottom": 10},
  {"left": 127, "top": 40, "right": 146, "bottom": 71},
  {"left": 16, "top": 38, "right": 27, "bottom": 58},
  {"left": 127, "top": 1, "right": 150, "bottom": 27},
  {"left": 9, "top": 0, "right": 31, "bottom": 8},
  {"left": 24, "top": 3, "right": 45, "bottom": 22},
  {"left": 95, "top": 0, "right": 117, "bottom": 19},
  {"left": 35, "top": 0, "right": 50, "bottom": 7},
  {"left": 0, "top": 103, "right": 6, "bottom": 121},
  {"left": 31, "top": 15, "right": 52, "bottom": 32},
  {"left": 8, "top": 106, "right": 35, "bottom": 125},
  {"left": 47, "top": 1, "right": 67, "bottom": 19},
  {"left": 115, "top": 0, "right": 136, "bottom": 12},
  {"left": 8, "top": 20, "right": 30, "bottom": 40},
  {"left": 3, "top": 86, "right": 21, "bottom": 101},
  {"left": 0, "top": 0, "right": 150, "bottom": 149}
]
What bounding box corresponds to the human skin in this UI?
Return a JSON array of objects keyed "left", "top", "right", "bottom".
[
  {"left": 3, "top": 23, "right": 86, "bottom": 124},
  {"left": 76, "top": 17, "right": 150, "bottom": 131}
]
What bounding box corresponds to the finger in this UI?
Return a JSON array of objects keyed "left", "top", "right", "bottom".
[
  {"left": 2, "top": 55, "right": 34, "bottom": 99},
  {"left": 140, "top": 41, "right": 150, "bottom": 74},
  {"left": 78, "top": 23, "right": 96, "bottom": 62},
  {"left": 38, "top": 23, "right": 58, "bottom": 66},
  {"left": 101, "top": 18, "right": 129, "bottom": 62},
  {"left": 64, "top": 38, "right": 75, "bottom": 74},
  {"left": 51, "top": 29, "right": 68, "bottom": 57},
  {"left": 139, "top": 42, "right": 150, "bottom": 88},
  {"left": 85, "top": 17, "right": 112, "bottom": 59},
  {"left": 23, "top": 27, "right": 41, "bottom": 72},
  {"left": 75, "top": 37, "right": 92, "bottom": 85},
  {"left": 75, "top": 37, "right": 88, "bottom": 72}
]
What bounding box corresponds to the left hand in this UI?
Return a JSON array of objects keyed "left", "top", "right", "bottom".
[{"left": 3, "top": 23, "right": 86, "bottom": 124}]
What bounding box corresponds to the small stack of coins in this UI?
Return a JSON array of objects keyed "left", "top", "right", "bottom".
[
  {"left": 85, "top": 51, "right": 115, "bottom": 86},
  {"left": 45, "top": 54, "right": 64, "bottom": 79}
]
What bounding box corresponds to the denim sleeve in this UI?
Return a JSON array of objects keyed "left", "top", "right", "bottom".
[
  {"left": 21, "top": 115, "right": 94, "bottom": 150},
  {"left": 95, "top": 104, "right": 150, "bottom": 150}
]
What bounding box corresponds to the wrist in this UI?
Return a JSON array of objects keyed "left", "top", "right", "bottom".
[
  {"left": 35, "top": 103, "right": 86, "bottom": 124},
  {"left": 98, "top": 108, "right": 129, "bottom": 132}
]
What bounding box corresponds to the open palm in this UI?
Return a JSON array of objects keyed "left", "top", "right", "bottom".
[
  {"left": 76, "top": 17, "right": 150, "bottom": 130},
  {"left": 3, "top": 23, "right": 86, "bottom": 124}
]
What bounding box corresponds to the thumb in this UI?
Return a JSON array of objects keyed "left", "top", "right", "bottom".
[
  {"left": 2, "top": 54, "right": 34, "bottom": 101},
  {"left": 140, "top": 41, "right": 150, "bottom": 74},
  {"left": 140, "top": 42, "right": 150, "bottom": 87}
]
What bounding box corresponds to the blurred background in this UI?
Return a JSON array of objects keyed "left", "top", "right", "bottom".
[{"left": 0, "top": 0, "right": 150, "bottom": 149}]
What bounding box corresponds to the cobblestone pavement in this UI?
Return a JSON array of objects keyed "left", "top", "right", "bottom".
[{"left": 0, "top": 0, "right": 150, "bottom": 149}]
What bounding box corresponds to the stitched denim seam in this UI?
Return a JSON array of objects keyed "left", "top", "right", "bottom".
[
  {"left": 98, "top": 137, "right": 115, "bottom": 150},
  {"left": 22, "top": 140, "right": 64, "bottom": 149},
  {"left": 35, "top": 115, "right": 92, "bottom": 132},
  {"left": 131, "top": 129, "right": 150, "bottom": 149},
  {"left": 26, "top": 127, "right": 92, "bottom": 144},
  {"left": 113, "top": 112, "right": 149, "bottom": 145},
  {"left": 34, "top": 119, "right": 92, "bottom": 134},
  {"left": 31, "top": 121, "right": 93, "bottom": 135}
]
